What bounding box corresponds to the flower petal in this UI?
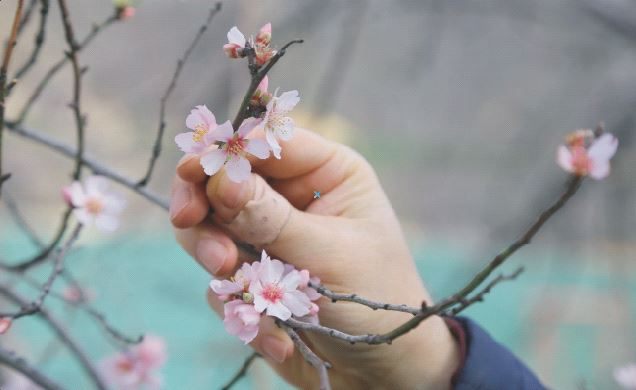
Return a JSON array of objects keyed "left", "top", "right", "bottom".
[
  {"left": 175, "top": 132, "right": 199, "bottom": 154},
  {"left": 282, "top": 290, "right": 311, "bottom": 317},
  {"left": 266, "top": 301, "right": 292, "bottom": 320},
  {"left": 276, "top": 118, "right": 294, "bottom": 141},
  {"left": 280, "top": 270, "right": 301, "bottom": 291},
  {"left": 227, "top": 26, "right": 246, "bottom": 47},
  {"left": 73, "top": 208, "right": 93, "bottom": 226},
  {"left": 95, "top": 214, "right": 119, "bottom": 232},
  {"left": 245, "top": 139, "right": 270, "bottom": 159},
  {"left": 211, "top": 120, "right": 234, "bottom": 142},
  {"left": 257, "top": 76, "right": 269, "bottom": 93},
  {"left": 265, "top": 130, "right": 282, "bottom": 159},
  {"left": 275, "top": 90, "right": 300, "bottom": 112},
  {"left": 225, "top": 156, "right": 251, "bottom": 183},
  {"left": 237, "top": 118, "right": 262, "bottom": 138},
  {"left": 67, "top": 181, "right": 86, "bottom": 206},
  {"left": 589, "top": 160, "right": 610, "bottom": 180},
  {"left": 200, "top": 149, "right": 227, "bottom": 176},
  {"left": 557, "top": 145, "right": 573, "bottom": 173},
  {"left": 85, "top": 176, "right": 109, "bottom": 196},
  {"left": 588, "top": 133, "right": 618, "bottom": 161},
  {"left": 210, "top": 279, "right": 243, "bottom": 295}
]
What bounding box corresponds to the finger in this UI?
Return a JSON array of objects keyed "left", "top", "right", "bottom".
[
  {"left": 177, "top": 154, "right": 207, "bottom": 183},
  {"left": 206, "top": 168, "right": 340, "bottom": 270},
  {"left": 169, "top": 176, "right": 209, "bottom": 229},
  {"left": 174, "top": 224, "right": 239, "bottom": 277},
  {"left": 206, "top": 289, "right": 294, "bottom": 364}
]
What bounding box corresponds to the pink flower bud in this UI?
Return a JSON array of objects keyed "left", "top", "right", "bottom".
[
  {"left": 0, "top": 317, "right": 12, "bottom": 334},
  {"left": 117, "top": 6, "right": 135, "bottom": 20},
  {"left": 255, "top": 23, "right": 272, "bottom": 46},
  {"left": 255, "top": 47, "right": 275, "bottom": 65},
  {"left": 61, "top": 186, "right": 74, "bottom": 206}
]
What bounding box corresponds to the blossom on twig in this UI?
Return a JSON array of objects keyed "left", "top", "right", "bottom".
[
  {"left": 199, "top": 119, "right": 269, "bottom": 183},
  {"left": 210, "top": 251, "right": 319, "bottom": 343},
  {"left": 114, "top": 0, "right": 135, "bottom": 21},
  {"left": 63, "top": 176, "right": 126, "bottom": 232},
  {"left": 175, "top": 105, "right": 218, "bottom": 155},
  {"left": 615, "top": 363, "right": 636, "bottom": 389},
  {"left": 99, "top": 334, "right": 167, "bottom": 390},
  {"left": 261, "top": 89, "right": 299, "bottom": 159},
  {"left": 223, "top": 24, "right": 276, "bottom": 65},
  {"left": 557, "top": 130, "right": 618, "bottom": 180}
]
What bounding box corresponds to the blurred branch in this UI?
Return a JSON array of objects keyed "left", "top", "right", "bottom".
[
  {"left": 0, "top": 346, "right": 65, "bottom": 390},
  {"left": 221, "top": 352, "right": 260, "bottom": 390},
  {"left": 281, "top": 323, "right": 331, "bottom": 390},
  {"left": 0, "top": 0, "right": 25, "bottom": 195},
  {"left": 5, "top": 121, "right": 169, "bottom": 209},
  {"left": 137, "top": 2, "right": 222, "bottom": 187},
  {"left": 11, "top": 0, "right": 50, "bottom": 85},
  {"left": 15, "top": 13, "right": 118, "bottom": 124},
  {"left": 16, "top": 0, "right": 38, "bottom": 36},
  {"left": 0, "top": 285, "right": 107, "bottom": 390},
  {"left": 2, "top": 193, "right": 45, "bottom": 248},
  {"left": 0, "top": 224, "right": 81, "bottom": 318}
]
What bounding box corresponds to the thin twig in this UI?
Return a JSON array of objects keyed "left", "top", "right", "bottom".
[
  {"left": 2, "top": 193, "right": 45, "bottom": 248},
  {"left": 0, "top": 285, "right": 108, "bottom": 390},
  {"left": 137, "top": 2, "right": 222, "bottom": 187},
  {"left": 5, "top": 121, "right": 169, "bottom": 210},
  {"left": 220, "top": 352, "right": 260, "bottom": 390},
  {"left": 15, "top": 13, "right": 118, "bottom": 124},
  {"left": 280, "top": 323, "right": 331, "bottom": 390},
  {"left": 308, "top": 282, "right": 422, "bottom": 315},
  {"left": 11, "top": 0, "right": 50, "bottom": 84},
  {"left": 231, "top": 39, "right": 303, "bottom": 130},
  {"left": 16, "top": 0, "right": 38, "bottom": 36},
  {"left": 56, "top": 0, "right": 84, "bottom": 181},
  {"left": 0, "top": 345, "right": 65, "bottom": 390},
  {"left": 444, "top": 267, "right": 524, "bottom": 316},
  {"left": 0, "top": 0, "right": 25, "bottom": 195},
  {"left": 0, "top": 224, "right": 82, "bottom": 318}
]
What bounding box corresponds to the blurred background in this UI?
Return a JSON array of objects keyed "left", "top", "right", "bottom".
[{"left": 1, "top": 0, "right": 635, "bottom": 388}]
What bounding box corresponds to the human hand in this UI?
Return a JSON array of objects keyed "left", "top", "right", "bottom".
[{"left": 170, "top": 128, "right": 459, "bottom": 389}]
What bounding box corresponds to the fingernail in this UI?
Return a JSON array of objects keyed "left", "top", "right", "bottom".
[
  {"left": 217, "top": 175, "right": 248, "bottom": 210},
  {"left": 262, "top": 335, "right": 288, "bottom": 364},
  {"left": 196, "top": 239, "right": 227, "bottom": 274},
  {"left": 169, "top": 184, "right": 192, "bottom": 220}
]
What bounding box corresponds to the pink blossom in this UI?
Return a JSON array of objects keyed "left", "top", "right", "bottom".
[
  {"left": 0, "top": 317, "right": 12, "bottom": 334},
  {"left": 557, "top": 132, "right": 618, "bottom": 180},
  {"left": 175, "top": 105, "right": 218, "bottom": 155},
  {"left": 210, "top": 262, "right": 260, "bottom": 301},
  {"left": 249, "top": 251, "right": 312, "bottom": 320},
  {"left": 262, "top": 90, "right": 300, "bottom": 159},
  {"left": 223, "top": 300, "right": 261, "bottom": 344},
  {"left": 63, "top": 176, "right": 126, "bottom": 232},
  {"left": 199, "top": 119, "right": 269, "bottom": 183},
  {"left": 223, "top": 27, "right": 246, "bottom": 58},
  {"left": 615, "top": 363, "right": 636, "bottom": 389},
  {"left": 99, "top": 334, "right": 166, "bottom": 390},
  {"left": 62, "top": 286, "right": 96, "bottom": 303}
]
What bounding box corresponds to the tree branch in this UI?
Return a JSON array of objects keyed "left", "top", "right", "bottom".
[
  {"left": 137, "top": 2, "right": 222, "bottom": 187},
  {"left": 0, "top": 286, "right": 108, "bottom": 390},
  {"left": 11, "top": 0, "right": 49, "bottom": 84},
  {"left": 280, "top": 323, "right": 331, "bottom": 390},
  {"left": 0, "top": 0, "right": 25, "bottom": 195},
  {"left": 14, "top": 13, "right": 117, "bottom": 124},
  {"left": 0, "top": 345, "right": 65, "bottom": 390},
  {"left": 0, "top": 224, "right": 82, "bottom": 318},
  {"left": 220, "top": 352, "right": 260, "bottom": 390}
]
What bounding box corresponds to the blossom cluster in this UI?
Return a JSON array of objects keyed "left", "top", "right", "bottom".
[
  {"left": 557, "top": 129, "right": 618, "bottom": 180},
  {"left": 175, "top": 23, "right": 300, "bottom": 183},
  {"left": 99, "top": 334, "right": 167, "bottom": 390},
  {"left": 210, "top": 251, "right": 321, "bottom": 344},
  {"left": 63, "top": 175, "right": 126, "bottom": 232}
]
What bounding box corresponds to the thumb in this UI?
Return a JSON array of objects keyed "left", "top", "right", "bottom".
[{"left": 206, "top": 169, "right": 337, "bottom": 269}]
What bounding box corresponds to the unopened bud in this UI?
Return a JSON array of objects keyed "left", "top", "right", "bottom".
[
  {"left": 242, "top": 292, "right": 254, "bottom": 304},
  {"left": 0, "top": 317, "right": 12, "bottom": 334}
]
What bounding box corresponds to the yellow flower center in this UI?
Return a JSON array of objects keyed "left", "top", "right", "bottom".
[
  {"left": 192, "top": 124, "right": 208, "bottom": 143},
  {"left": 85, "top": 197, "right": 104, "bottom": 215}
]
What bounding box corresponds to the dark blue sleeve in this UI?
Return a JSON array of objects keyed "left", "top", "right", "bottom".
[{"left": 452, "top": 317, "right": 546, "bottom": 390}]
